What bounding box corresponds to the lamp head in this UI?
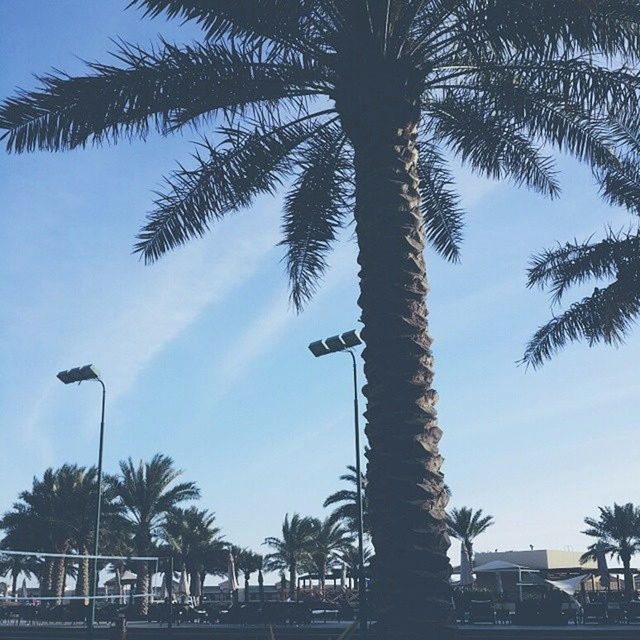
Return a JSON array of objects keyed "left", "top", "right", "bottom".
[{"left": 57, "top": 364, "right": 101, "bottom": 384}]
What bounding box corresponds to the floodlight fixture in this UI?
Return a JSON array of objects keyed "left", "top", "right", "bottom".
[
  {"left": 57, "top": 364, "right": 101, "bottom": 385},
  {"left": 307, "top": 330, "right": 362, "bottom": 357}
]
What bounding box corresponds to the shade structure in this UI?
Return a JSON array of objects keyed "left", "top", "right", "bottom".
[
  {"left": 105, "top": 570, "right": 137, "bottom": 587},
  {"left": 545, "top": 575, "right": 589, "bottom": 596},
  {"left": 595, "top": 543, "right": 610, "bottom": 589},
  {"left": 459, "top": 545, "right": 473, "bottom": 587},
  {"left": 228, "top": 551, "right": 239, "bottom": 592}
]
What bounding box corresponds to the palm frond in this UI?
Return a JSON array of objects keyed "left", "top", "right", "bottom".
[
  {"left": 0, "top": 40, "right": 324, "bottom": 153},
  {"left": 523, "top": 274, "right": 640, "bottom": 368},
  {"left": 280, "top": 123, "right": 351, "bottom": 310},
  {"left": 429, "top": 94, "right": 559, "bottom": 197},
  {"left": 417, "top": 141, "right": 464, "bottom": 262},
  {"left": 128, "top": 0, "right": 330, "bottom": 57},
  {"left": 135, "top": 114, "right": 333, "bottom": 262},
  {"left": 527, "top": 231, "right": 640, "bottom": 304}
]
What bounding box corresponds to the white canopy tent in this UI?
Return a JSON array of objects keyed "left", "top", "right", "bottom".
[{"left": 474, "top": 560, "right": 540, "bottom": 600}]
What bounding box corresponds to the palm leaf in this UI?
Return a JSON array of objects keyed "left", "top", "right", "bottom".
[
  {"left": 280, "top": 123, "right": 351, "bottom": 309},
  {"left": 135, "top": 114, "right": 334, "bottom": 262},
  {"left": 417, "top": 141, "right": 464, "bottom": 262}
]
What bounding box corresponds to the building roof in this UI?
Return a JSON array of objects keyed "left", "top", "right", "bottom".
[{"left": 474, "top": 549, "right": 597, "bottom": 571}]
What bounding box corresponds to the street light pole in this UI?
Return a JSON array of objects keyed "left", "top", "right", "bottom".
[
  {"left": 56, "top": 364, "right": 106, "bottom": 633},
  {"left": 346, "top": 348, "right": 368, "bottom": 640},
  {"left": 308, "top": 331, "right": 367, "bottom": 639},
  {"left": 90, "top": 378, "right": 106, "bottom": 631}
]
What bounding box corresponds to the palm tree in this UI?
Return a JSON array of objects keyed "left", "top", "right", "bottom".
[
  {"left": 235, "top": 548, "right": 262, "bottom": 602},
  {"left": 0, "top": 546, "right": 37, "bottom": 600},
  {"left": 308, "top": 518, "right": 351, "bottom": 595},
  {"left": 446, "top": 507, "right": 494, "bottom": 570},
  {"left": 324, "top": 466, "right": 368, "bottom": 534},
  {"left": 264, "top": 514, "right": 315, "bottom": 600},
  {"left": 110, "top": 454, "right": 200, "bottom": 615},
  {"left": 5, "top": 4, "right": 640, "bottom": 634},
  {"left": 162, "top": 506, "right": 224, "bottom": 603},
  {"left": 581, "top": 503, "right": 640, "bottom": 600},
  {"left": 1, "top": 465, "right": 85, "bottom": 599},
  {"left": 340, "top": 543, "right": 373, "bottom": 583}
]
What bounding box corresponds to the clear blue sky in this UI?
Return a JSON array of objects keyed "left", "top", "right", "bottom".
[{"left": 1, "top": 1, "right": 637, "bottom": 571}]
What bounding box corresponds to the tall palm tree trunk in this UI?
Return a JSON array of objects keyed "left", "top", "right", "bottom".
[
  {"left": 75, "top": 548, "right": 90, "bottom": 600},
  {"left": 622, "top": 556, "right": 634, "bottom": 600},
  {"left": 51, "top": 557, "right": 66, "bottom": 602},
  {"left": 288, "top": 564, "right": 296, "bottom": 601},
  {"left": 244, "top": 574, "right": 250, "bottom": 602},
  {"left": 135, "top": 561, "right": 150, "bottom": 617},
  {"left": 351, "top": 114, "right": 453, "bottom": 639},
  {"left": 42, "top": 557, "right": 54, "bottom": 598},
  {"left": 11, "top": 571, "right": 18, "bottom": 600}
]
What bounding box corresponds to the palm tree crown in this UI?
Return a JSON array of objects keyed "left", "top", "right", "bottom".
[
  {"left": 446, "top": 506, "right": 494, "bottom": 565},
  {"left": 263, "top": 513, "right": 316, "bottom": 599},
  {"left": 308, "top": 517, "right": 351, "bottom": 592},
  {"left": 324, "top": 465, "right": 368, "bottom": 533},
  {"left": 110, "top": 454, "right": 199, "bottom": 613},
  {"left": 5, "top": 3, "right": 640, "bottom": 635},
  {"left": 581, "top": 503, "right": 640, "bottom": 598}
]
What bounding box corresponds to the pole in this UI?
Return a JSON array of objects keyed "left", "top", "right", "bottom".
[
  {"left": 89, "top": 380, "right": 106, "bottom": 632},
  {"left": 168, "top": 557, "right": 174, "bottom": 632},
  {"left": 347, "top": 350, "right": 367, "bottom": 639}
]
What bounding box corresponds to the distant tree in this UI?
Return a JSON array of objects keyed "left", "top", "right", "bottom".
[
  {"left": 264, "top": 514, "right": 315, "bottom": 599},
  {"left": 235, "top": 548, "right": 262, "bottom": 602},
  {"left": 324, "top": 466, "right": 368, "bottom": 534},
  {"left": 339, "top": 543, "right": 373, "bottom": 578},
  {"left": 308, "top": 518, "right": 351, "bottom": 595},
  {"left": 0, "top": 543, "right": 38, "bottom": 600},
  {"left": 581, "top": 503, "right": 640, "bottom": 599},
  {"left": 446, "top": 507, "right": 494, "bottom": 568},
  {"left": 110, "top": 454, "right": 199, "bottom": 615},
  {"left": 163, "top": 506, "right": 224, "bottom": 603}
]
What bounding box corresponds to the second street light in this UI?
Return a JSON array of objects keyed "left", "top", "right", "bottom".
[
  {"left": 308, "top": 329, "right": 367, "bottom": 638},
  {"left": 57, "top": 364, "right": 105, "bottom": 633}
]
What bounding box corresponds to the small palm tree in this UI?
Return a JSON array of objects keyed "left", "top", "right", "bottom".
[
  {"left": 110, "top": 454, "right": 200, "bottom": 615},
  {"left": 308, "top": 518, "right": 351, "bottom": 595},
  {"left": 235, "top": 548, "right": 262, "bottom": 602},
  {"left": 0, "top": 546, "right": 37, "bottom": 600},
  {"left": 162, "top": 506, "right": 223, "bottom": 603},
  {"left": 324, "top": 466, "right": 368, "bottom": 534},
  {"left": 5, "top": 4, "right": 640, "bottom": 634},
  {"left": 263, "top": 514, "right": 315, "bottom": 600},
  {"left": 581, "top": 503, "right": 640, "bottom": 600},
  {"left": 340, "top": 543, "right": 373, "bottom": 581},
  {"left": 446, "top": 507, "right": 494, "bottom": 570}
]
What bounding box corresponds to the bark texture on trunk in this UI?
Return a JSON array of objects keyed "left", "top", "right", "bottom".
[
  {"left": 289, "top": 565, "right": 296, "bottom": 600},
  {"left": 51, "top": 556, "right": 66, "bottom": 602},
  {"left": 622, "top": 557, "right": 634, "bottom": 599},
  {"left": 136, "top": 562, "right": 150, "bottom": 616},
  {"left": 75, "top": 547, "right": 90, "bottom": 600},
  {"left": 350, "top": 115, "right": 454, "bottom": 639}
]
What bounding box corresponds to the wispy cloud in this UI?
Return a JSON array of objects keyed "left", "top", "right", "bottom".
[{"left": 211, "top": 242, "right": 358, "bottom": 400}]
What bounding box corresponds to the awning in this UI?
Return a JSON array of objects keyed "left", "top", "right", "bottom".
[{"left": 545, "top": 575, "right": 588, "bottom": 596}]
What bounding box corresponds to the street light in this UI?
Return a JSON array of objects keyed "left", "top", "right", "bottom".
[
  {"left": 57, "top": 364, "right": 105, "bottom": 632},
  {"left": 308, "top": 330, "right": 367, "bottom": 638}
]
